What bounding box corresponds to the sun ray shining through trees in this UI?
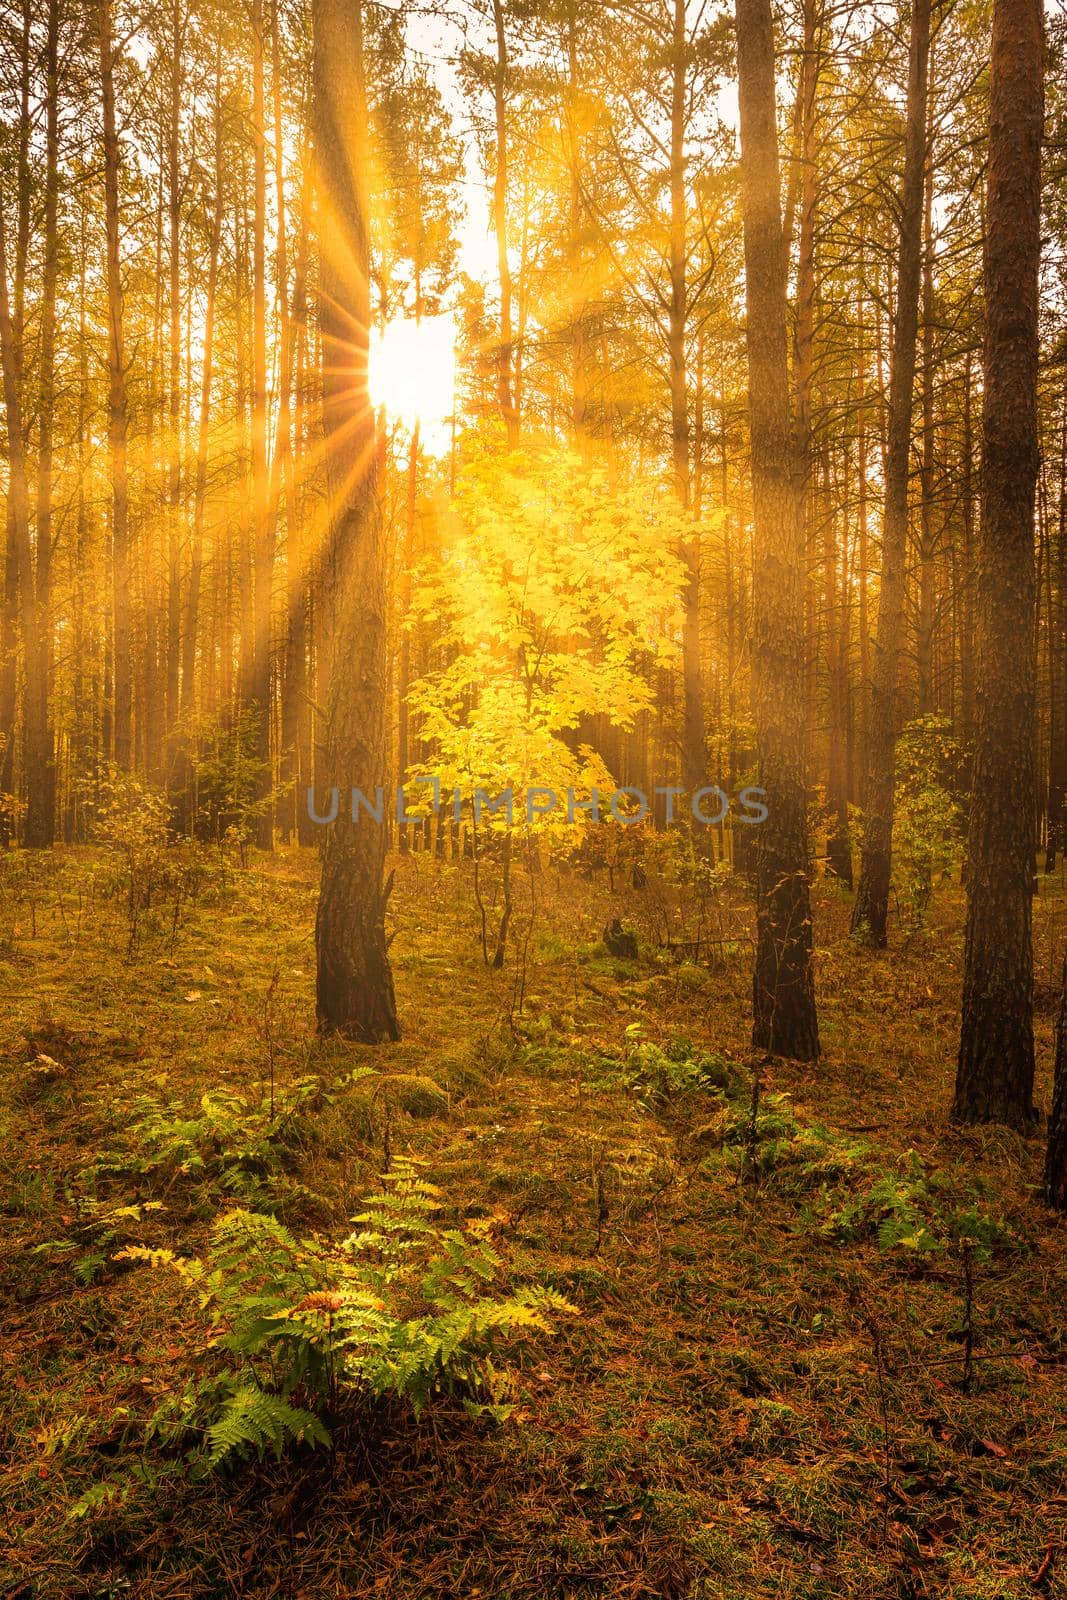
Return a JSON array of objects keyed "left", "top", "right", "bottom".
[{"left": 2, "top": 0, "right": 1067, "bottom": 1590}]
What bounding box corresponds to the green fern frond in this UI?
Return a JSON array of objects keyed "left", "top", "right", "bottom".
[{"left": 205, "top": 1386, "right": 331, "bottom": 1466}]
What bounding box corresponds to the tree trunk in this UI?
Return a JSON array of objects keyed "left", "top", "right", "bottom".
[
  {"left": 917, "top": 109, "right": 936, "bottom": 717},
  {"left": 668, "top": 0, "right": 704, "bottom": 802},
  {"left": 165, "top": 0, "right": 185, "bottom": 758},
  {"left": 735, "top": 0, "right": 820, "bottom": 1061},
  {"left": 850, "top": 0, "right": 931, "bottom": 945},
  {"left": 282, "top": 160, "right": 312, "bottom": 846},
  {"left": 313, "top": 0, "right": 399, "bottom": 1042},
  {"left": 0, "top": 209, "right": 34, "bottom": 839},
  {"left": 1045, "top": 399, "right": 1067, "bottom": 871},
  {"left": 1046, "top": 950, "right": 1067, "bottom": 1210},
  {"left": 491, "top": 0, "right": 518, "bottom": 445},
  {"left": 250, "top": 0, "right": 273, "bottom": 846},
  {"left": 24, "top": 0, "right": 60, "bottom": 845},
  {"left": 954, "top": 0, "right": 1042, "bottom": 1131},
  {"left": 99, "top": 0, "right": 132, "bottom": 771},
  {"left": 176, "top": 52, "right": 224, "bottom": 831}
]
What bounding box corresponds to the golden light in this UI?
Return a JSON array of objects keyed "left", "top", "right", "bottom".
[{"left": 369, "top": 313, "right": 456, "bottom": 455}]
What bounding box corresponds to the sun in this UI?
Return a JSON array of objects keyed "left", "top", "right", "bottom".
[{"left": 369, "top": 313, "right": 456, "bottom": 454}]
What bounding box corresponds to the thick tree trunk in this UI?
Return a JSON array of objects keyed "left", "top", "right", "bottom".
[
  {"left": 735, "top": 0, "right": 820, "bottom": 1061},
  {"left": 850, "top": 0, "right": 931, "bottom": 945},
  {"left": 313, "top": 0, "right": 399, "bottom": 1041},
  {"left": 954, "top": 0, "right": 1042, "bottom": 1131}
]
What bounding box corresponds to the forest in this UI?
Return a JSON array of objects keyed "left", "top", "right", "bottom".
[{"left": 1, "top": 0, "right": 1065, "bottom": 1594}]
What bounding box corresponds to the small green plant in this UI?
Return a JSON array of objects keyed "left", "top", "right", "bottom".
[
  {"left": 711, "top": 1090, "right": 870, "bottom": 1192},
  {"left": 823, "top": 1152, "right": 1021, "bottom": 1264},
  {"left": 33, "top": 1198, "right": 166, "bottom": 1285},
  {"left": 891, "top": 716, "right": 966, "bottom": 928},
  {"left": 588, "top": 1027, "right": 737, "bottom": 1109},
  {"left": 117, "top": 1158, "right": 576, "bottom": 1468},
  {"left": 193, "top": 709, "right": 274, "bottom": 850},
  {"left": 86, "top": 1080, "right": 321, "bottom": 1208},
  {"left": 91, "top": 770, "right": 173, "bottom": 956}
]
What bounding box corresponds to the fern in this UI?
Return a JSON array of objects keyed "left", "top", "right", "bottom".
[
  {"left": 126, "top": 1159, "right": 577, "bottom": 1467},
  {"left": 205, "top": 1386, "right": 330, "bottom": 1466}
]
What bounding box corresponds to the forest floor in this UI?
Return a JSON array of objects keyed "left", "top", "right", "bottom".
[{"left": 1, "top": 846, "right": 1065, "bottom": 1600}]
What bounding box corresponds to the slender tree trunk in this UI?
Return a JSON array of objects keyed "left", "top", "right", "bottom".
[
  {"left": 959, "top": 352, "right": 976, "bottom": 745},
  {"left": 826, "top": 447, "right": 852, "bottom": 885},
  {"left": 99, "top": 0, "right": 132, "bottom": 770},
  {"left": 850, "top": 0, "right": 931, "bottom": 945},
  {"left": 917, "top": 112, "right": 937, "bottom": 716},
  {"left": 396, "top": 423, "right": 419, "bottom": 855},
  {"left": 0, "top": 209, "right": 34, "bottom": 836},
  {"left": 166, "top": 0, "right": 185, "bottom": 757},
  {"left": 735, "top": 0, "right": 820, "bottom": 1060},
  {"left": 955, "top": 0, "right": 1042, "bottom": 1131},
  {"left": 1046, "top": 950, "right": 1067, "bottom": 1210},
  {"left": 1045, "top": 399, "right": 1067, "bottom": 871},
  {"left": 491, "top": 0, "right": 518, "bottom": 444},
  {"left": 24, "top": 0, "right": 60, "bottom": 844},
  {"left": 250, "top": 0, "right": 273, "bottom": 846},
  {"left": 176, "top": 56, "right": 224, "bottom": 830},
  {"left": 313, "top": 0, "right": 399, "bottom": 1041},
  {"left": 667, "top": 0, "right": 704, "bottom": 800},
  {"left": 282, "top": 161, "right": 312, "bottom": 846}
]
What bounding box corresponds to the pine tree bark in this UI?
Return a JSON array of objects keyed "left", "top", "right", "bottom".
[
  {"left": 735, "top": 0, "right": 820, "bottom": 1061},
  {"left": 313, "top": 0, "right": 399, "bottom": 1041},
  {"left": 850, "top": 0, "right": 931, "bottom": 944},
  {"left": 954, "top": 0, "right": 1042, "bottom": 1130}
]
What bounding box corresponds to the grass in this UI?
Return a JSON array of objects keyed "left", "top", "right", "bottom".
[{"left": 0, "top": 845, "right": 1064, "bottom": 1599}]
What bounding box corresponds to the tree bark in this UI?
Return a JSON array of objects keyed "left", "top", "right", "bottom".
[
  {"left": 735, "top": 0, "right": 820, "bottom": 1061},
  {"left": 954, "top": 0, "right": 1042, "bottom": 1131},
  {"left": 313, "top": 0, "right": 399, "bottom": 1041}
]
